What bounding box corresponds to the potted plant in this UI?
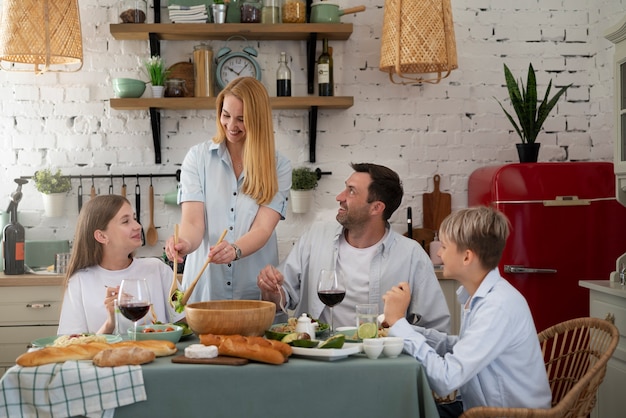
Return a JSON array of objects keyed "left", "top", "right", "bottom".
[
  {"left": 290, "top": 167, "right": 318, "bottom": 213},
  {"left": 143, "top": 55, "right": 169, "bottom": 97},
  {"left": 33, "top": 168, "right": 72, "bottom": 217},
  {"left": 496, "top": 63, "right": 571, "bottom": 163},
  {"left": 212, "top": 0, "right": 226, "bottom": 24}
]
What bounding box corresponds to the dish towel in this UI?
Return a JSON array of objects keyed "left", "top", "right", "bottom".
[{"left": 0, "top": 361, "right": 147, "bottom": 418}]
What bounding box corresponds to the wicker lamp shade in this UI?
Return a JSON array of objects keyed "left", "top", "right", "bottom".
[
  {"left": 0, "top": 0, "right": 83, "bottom": 74},
  {"left": 379, "top": 0, "right": 457, "bottom": 85}
]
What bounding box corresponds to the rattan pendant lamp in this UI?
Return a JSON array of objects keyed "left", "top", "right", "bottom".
[
  {"left": 379, "top": 0, "right": 457, "bottom": 85},
  {"left": 0, "top": 0, "right": 83, "bottom": 74}
]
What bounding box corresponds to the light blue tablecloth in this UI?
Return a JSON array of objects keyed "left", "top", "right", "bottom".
[{"left": 114, "top": 337, "right": 438, "bottom": 418}]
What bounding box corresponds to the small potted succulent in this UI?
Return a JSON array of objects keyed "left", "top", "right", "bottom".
[
  {"left": 496, "top": 63, "right": 571, "bottom": 162},
  {"left": 290, "top": 167, "right": 318, "bottom": 213},
  {"left": 33, "top": 168, "right": 72, "bottom": 217}
]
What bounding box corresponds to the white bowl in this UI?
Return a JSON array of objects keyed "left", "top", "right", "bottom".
[
  {"left": 363, "top": 337, "right": 384, "bottom": 346},
  {"left": 363, "top": 344, "right": 383, "bottom": 359},
  {"left": 382, "top": 342, "right": 404, "bottom": 358}
]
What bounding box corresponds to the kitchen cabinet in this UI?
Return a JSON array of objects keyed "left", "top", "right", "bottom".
[
  {"left": 0, "top": 275, "right": 64, "bottom": 377},
  {"left": 108, "top": 23, "right": 354, "bottom": 163},
  {"left": 579, "top": 280, "right": 626, "bottom": 418}
]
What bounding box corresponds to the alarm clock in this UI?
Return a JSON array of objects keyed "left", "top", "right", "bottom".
[{"left": 215, "top": 43, "right": 262, "bottom": 90}]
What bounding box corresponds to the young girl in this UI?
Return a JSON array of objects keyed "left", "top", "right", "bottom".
[{"left": 58, "top": 195, "right": 184, "bottom": 335}]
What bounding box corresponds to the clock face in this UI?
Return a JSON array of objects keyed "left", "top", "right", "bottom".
[{"left": 216, "top": 53, "right": 261, "bottom": 89}]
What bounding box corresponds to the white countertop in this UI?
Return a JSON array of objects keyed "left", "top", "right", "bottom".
[{"left": 579, "top": 280, "right": 626, "bottom": 299}]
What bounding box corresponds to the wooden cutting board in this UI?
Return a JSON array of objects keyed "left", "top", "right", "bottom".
[
  {"left": 171, "top": 355, "right": 248, "bottom": 366},
  {"left": 422, "top": 174, "right": 451, "bottom": 232},
  {"left": 403, "top": 228, "right": 436, "bottom": 254}
]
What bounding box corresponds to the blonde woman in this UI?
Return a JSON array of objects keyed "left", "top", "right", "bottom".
[{"left": 165, "top": 77, "right": 291, "bottom": 303}]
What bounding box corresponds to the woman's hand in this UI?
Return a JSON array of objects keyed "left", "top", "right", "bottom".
[
  {"left": 165, "top": 235, "right": 191, "bottom": 263},
  {"left": 382, "top": 282, "right": 412, "bottom": 327},
  {"left": 205, "top": 240, "right": 237, "bottom": 264}
]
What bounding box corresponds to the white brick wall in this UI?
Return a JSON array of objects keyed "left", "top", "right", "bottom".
[{"left": 0, "top": 0, "right": 624, "bottom": 260}]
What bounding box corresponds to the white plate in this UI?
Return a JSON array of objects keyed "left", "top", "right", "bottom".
[
  {"left": 32, "top": 334, "right": 122, "bottom": 348},
  {"left": 291, "top": 342, "right": 363, "bottom": 361}
]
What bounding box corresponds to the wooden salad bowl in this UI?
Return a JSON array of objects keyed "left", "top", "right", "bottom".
[{"left": 185, "top": 300, "right": 275, "bottom": 336}]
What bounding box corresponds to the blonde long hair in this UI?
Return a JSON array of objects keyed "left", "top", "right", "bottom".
[{"left": 214, "top": 77, "right": 278, "bottom": 205}]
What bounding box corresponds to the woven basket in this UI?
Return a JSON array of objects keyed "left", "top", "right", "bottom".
[
  {"left": 379, "top": 0, "right": 457, "bottom": 84},
  {"left": 0, "top": 0, "right": 83, "bottom": 73}
]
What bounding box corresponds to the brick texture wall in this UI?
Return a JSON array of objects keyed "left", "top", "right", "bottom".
[{"left": 0, "top": 0, "right": 624, "bottom": 260}]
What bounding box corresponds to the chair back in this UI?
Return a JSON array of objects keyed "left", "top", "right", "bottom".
[
  {"left": 539, "top": 317, "right": 618, "bottom": 416},
  {"left": 460, "top": 317, "right": 619, "bottom": 418}
]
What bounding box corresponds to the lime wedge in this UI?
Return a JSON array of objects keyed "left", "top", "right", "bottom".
[
  {"left": 281, "top": 332, "right": 300, "bottom": 344},
  {"left": 319, "top": 334, "right": 345, "bottom": 349},
  {"left": 357, "top": 322, "right": 378, "bottom": 339}
]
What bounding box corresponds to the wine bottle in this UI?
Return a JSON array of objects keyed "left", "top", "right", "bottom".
[
  {"left": 3, "top": 207, "right": 24, "bottom": 275},
  {"left": 276, "top": 51, "right": 292, "bottom": 97},
  {"left": 317, "top": 38, "right": 333, "bottom": 96}
]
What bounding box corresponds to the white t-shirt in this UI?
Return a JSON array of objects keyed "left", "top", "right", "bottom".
[
  {"left": 324, "top": 231, "right": 386, "bottom": 328},
  {"left": 57, "top": 257, "right": 184, "bottom": 335}
]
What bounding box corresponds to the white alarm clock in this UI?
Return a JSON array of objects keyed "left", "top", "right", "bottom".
[{"left": 215, "top": 43, "right": 262, "bottom": 90}]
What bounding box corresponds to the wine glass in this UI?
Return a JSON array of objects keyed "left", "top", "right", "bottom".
[
  {"left": 117, "top": 278, "right": 150, "bottom": 341},
  {"left": 317, "top": 269, "right": 345, "bottom": 335}
]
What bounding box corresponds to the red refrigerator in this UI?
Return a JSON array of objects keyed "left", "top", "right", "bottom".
[{"left": 468, "top": 162, "right": 626, "bottom": 332}]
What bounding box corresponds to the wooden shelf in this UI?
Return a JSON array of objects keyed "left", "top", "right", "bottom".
[
  {"left": 109, "top": 23, "right": 353, "bottom": 42},
  {"left": 110, "top": 96, "right": 354, "bottom": 111},
  {"left": 109, "top": 20, "right": 354, "bottom": 163}
]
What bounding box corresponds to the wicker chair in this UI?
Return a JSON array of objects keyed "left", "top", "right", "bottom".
[{"left": 460, "top": 317, "right": 619, "bottom": 418}]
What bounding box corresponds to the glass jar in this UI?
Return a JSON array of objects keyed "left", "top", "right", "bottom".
[
  {"left": 281, "top": 0, "right": 305, "bottom": 23},
  {"left": 193, "top": 44, "right": 214, "bottom": 97},
  {"left": 164, "top": 78, "right": 187, "bottom": 97},
  {"left": 241, "top": 0, "right": 261, "bottom": 23},
  {"left": 119, "top": 0, "right": 147, "bottom": 23},
  {"left": 261, "top": 0, "right": 280, "bottom": 24}
]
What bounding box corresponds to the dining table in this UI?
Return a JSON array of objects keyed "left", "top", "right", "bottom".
[
  {"left": 114, "top": 335, "right": 438, "bottom": 418},
  {"left": 0, "top": 335, "right": 439, "bottom": 418}
]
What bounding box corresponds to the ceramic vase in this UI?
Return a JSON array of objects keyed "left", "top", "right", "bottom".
[
  {"left": 42, "top": 193, "right": 66, "bottom": 217},
  {"left": 290, "top": 189, "right": 313, "bottom": 214},
  {"left": 151, "top": 85, "right": 165, "bottom": 98}
]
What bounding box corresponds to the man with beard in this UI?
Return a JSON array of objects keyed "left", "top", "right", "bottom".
[{"left": 257, "top": 163, "right": 450, "bottom": 332}]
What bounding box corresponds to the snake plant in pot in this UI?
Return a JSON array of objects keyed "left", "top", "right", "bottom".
[
  {"left": 496, "top": 63, "right": 571, "bottom": 162},
  {"left": 291, "top": 167, "right": 318, "bottom": 214}
]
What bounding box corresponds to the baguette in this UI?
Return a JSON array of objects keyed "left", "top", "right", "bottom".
[
  {"left": 113, "top": 340, "right": 178, "bottom": 357},
  {"left": 16, "top": 340, "right": 177, "bottom": 367},
  {"left": 93, "top": 347, "right": 155, "bottom": 367},
  {"left": 219, "top": 337, "right": 286, "bottom": 365},
  {"left": 199, "top": 334, "right": 291, "bottom": 364}
]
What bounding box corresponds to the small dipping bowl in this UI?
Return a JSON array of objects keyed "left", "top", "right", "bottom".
[
  {"left": 362, "top": 338, "right": 384, "bottom": 359},
  {"left": 381, "top": 337, "right": 404, "bottom": 358}
]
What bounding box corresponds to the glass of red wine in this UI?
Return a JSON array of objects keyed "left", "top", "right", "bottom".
[
  {"left": 117, "top": 278, "right": 150, "bottom": 341},
  {"left": 317, "top": 269, "right": 345, "bottom": 336}
]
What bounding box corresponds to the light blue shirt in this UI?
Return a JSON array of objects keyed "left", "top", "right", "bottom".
[
  {"left": 390, "top": 268, "right": 552, "bottom": 410},
  {"left": 278, "top": 221, "right": 450, "bottom": 332},
  {"left": 178, "top": 140, "right": 291, "bottom": 303}
]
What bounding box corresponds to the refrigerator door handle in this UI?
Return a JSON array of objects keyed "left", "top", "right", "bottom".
[{"left": 504, "top": 265, "right": 557, "bottom": 274}]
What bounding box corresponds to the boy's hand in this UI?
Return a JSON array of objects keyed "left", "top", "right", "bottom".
[{"left": 383, "top": 282, "right": 411, "bottom": 327}]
